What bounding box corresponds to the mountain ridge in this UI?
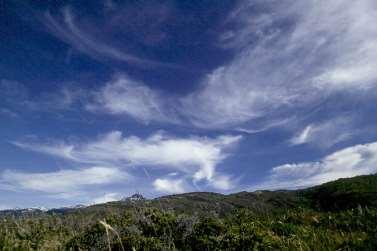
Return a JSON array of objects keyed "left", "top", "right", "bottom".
[{"left": 2, "top": 174, "right": 375, "bottom": 217}]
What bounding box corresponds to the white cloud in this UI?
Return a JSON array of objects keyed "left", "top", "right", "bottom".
[
  {"left": 92, "top": 192, "right": 121, "bottom": 204},
  {"left": 12, "top": 141, "right": 75, "bottom": 160},
  {"left": 1, "top": 167, "right": 126, "bottom": 194},
  {"left": 290, "top": 125, "right": 312, "bottom": 145},
  {"left": 5, "top": 1, "right": 369, "bottom": 131},
  {"left": 209, "top": 175, "right": 234, "bottom": 190},
  {"left": 187, "top": 0, "right": 377, "bottom": 128},
  {"left": 252, "top": 141, "right": 377, "bottom": 190},
  {"left": 88, "top": 75, "right": 176, "bottom": 123},
  {"left": 88, "top": 0, "right": 377, "bottom": 130},
  {"left": 290, "top": 117, "right": 355, "bottom": 147},
  {"left": 153, "top": 178, "right": 186, "bottom": 194},
  {"left": 14, "top": 131, "right": 242, "bottom": 190}
]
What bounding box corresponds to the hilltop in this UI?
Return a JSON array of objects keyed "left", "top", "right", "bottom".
[
  {"left": 42, "top": 173, "right": 377, "bottom": 216},
  {"left": 1, "top": 173, "right": 376, "bottom": 219}
]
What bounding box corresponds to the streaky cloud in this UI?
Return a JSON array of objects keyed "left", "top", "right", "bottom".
[
  {"left": 87, "top": 0, "right": 377, "bottom": 131},
  {"left": 1, "top": 166, "right": 127, "bottom": 194},
  {"left": 44, "top": 7, "right": 178, "bottom": 69},
  {"left": 13, "top": 131, "right": 242, "bottom": 191},
  {"left": 290, "top": 117, "right": 355, "bottom": 148},
  {"left": 87, "top": 74, "right": 178, "bottom": 123}
]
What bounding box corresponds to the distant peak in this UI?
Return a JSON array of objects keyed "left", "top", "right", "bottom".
[{"left": 122, "top": 193, "right": 145, "bottom": 201}]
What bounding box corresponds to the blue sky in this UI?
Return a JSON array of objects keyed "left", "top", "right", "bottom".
[{"left": 1, "top": 0, "right": 377, "bottom": 209}]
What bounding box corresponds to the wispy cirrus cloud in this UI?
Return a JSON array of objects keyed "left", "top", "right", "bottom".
[
  {"left": 87, "top": 74, "right": 177, "bottom": 123},
  {"left": 183, "top": 0, "right": 377, "bottom": 128},
  {"left": 12, "top": 141, "right": 75, "bottom": 160},
  {"left": 1, "top": 166, "right": 127, "bottom": 194},
  {"left": 12, "top": 131, "right": 242, "bottom": 191},
  {"left": 0, "top": 79, "right": 86, "bottom": 115},
  {"left": 290, "top": 117, "right": 355, "bottom": 148},
  {"left": 252, "top": 141, "right": 377, "bottom": 190},
  {"left": 86, "top": 0, "right": 377, "bottom": 132},
  {"left": 44, "top": 7, "right": 176, "bottom": 68},
  {"left": 9, "top": 0, "right": 376, "bottom": 132}
]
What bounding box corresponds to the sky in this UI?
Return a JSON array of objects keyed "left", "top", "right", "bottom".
[{"left": 1, "top": 0, "right": 377, "bottom": 209}]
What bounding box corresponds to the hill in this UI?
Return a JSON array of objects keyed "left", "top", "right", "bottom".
[
  {"left": 301, "top": 174, "right": 377, "bottom": 210},
  {"left": 0, "top": 174, "right": 376, "bottom": 250},
  {"left": 87, "top": 174, "right": 376, "bottom": 216}
]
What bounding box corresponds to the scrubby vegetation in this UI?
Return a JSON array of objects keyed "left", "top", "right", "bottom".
[{"left": 0, "top": 174, "right": 376, "bottom": 250}]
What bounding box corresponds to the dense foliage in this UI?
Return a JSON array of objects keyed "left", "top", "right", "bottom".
[{"left": 0, "top": 174, "right": 376, "bottom": 250}]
